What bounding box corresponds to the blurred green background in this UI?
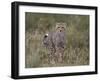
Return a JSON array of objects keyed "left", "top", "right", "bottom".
[{"left": 25, "top": 12, "right": 89, "bottom": 68}]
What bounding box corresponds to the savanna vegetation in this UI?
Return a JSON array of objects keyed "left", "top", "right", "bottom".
[{"left": 25, "top": 12, "right": 89, "bottom": 68}]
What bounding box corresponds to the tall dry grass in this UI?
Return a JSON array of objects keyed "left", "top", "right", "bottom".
[{"left": 25, "top": 13, "right": 89, "bottom": 68}]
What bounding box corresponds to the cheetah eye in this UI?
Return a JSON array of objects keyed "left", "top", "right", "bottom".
[{"left": 62, "top": 27, "right": 64, "bottom": 28}]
